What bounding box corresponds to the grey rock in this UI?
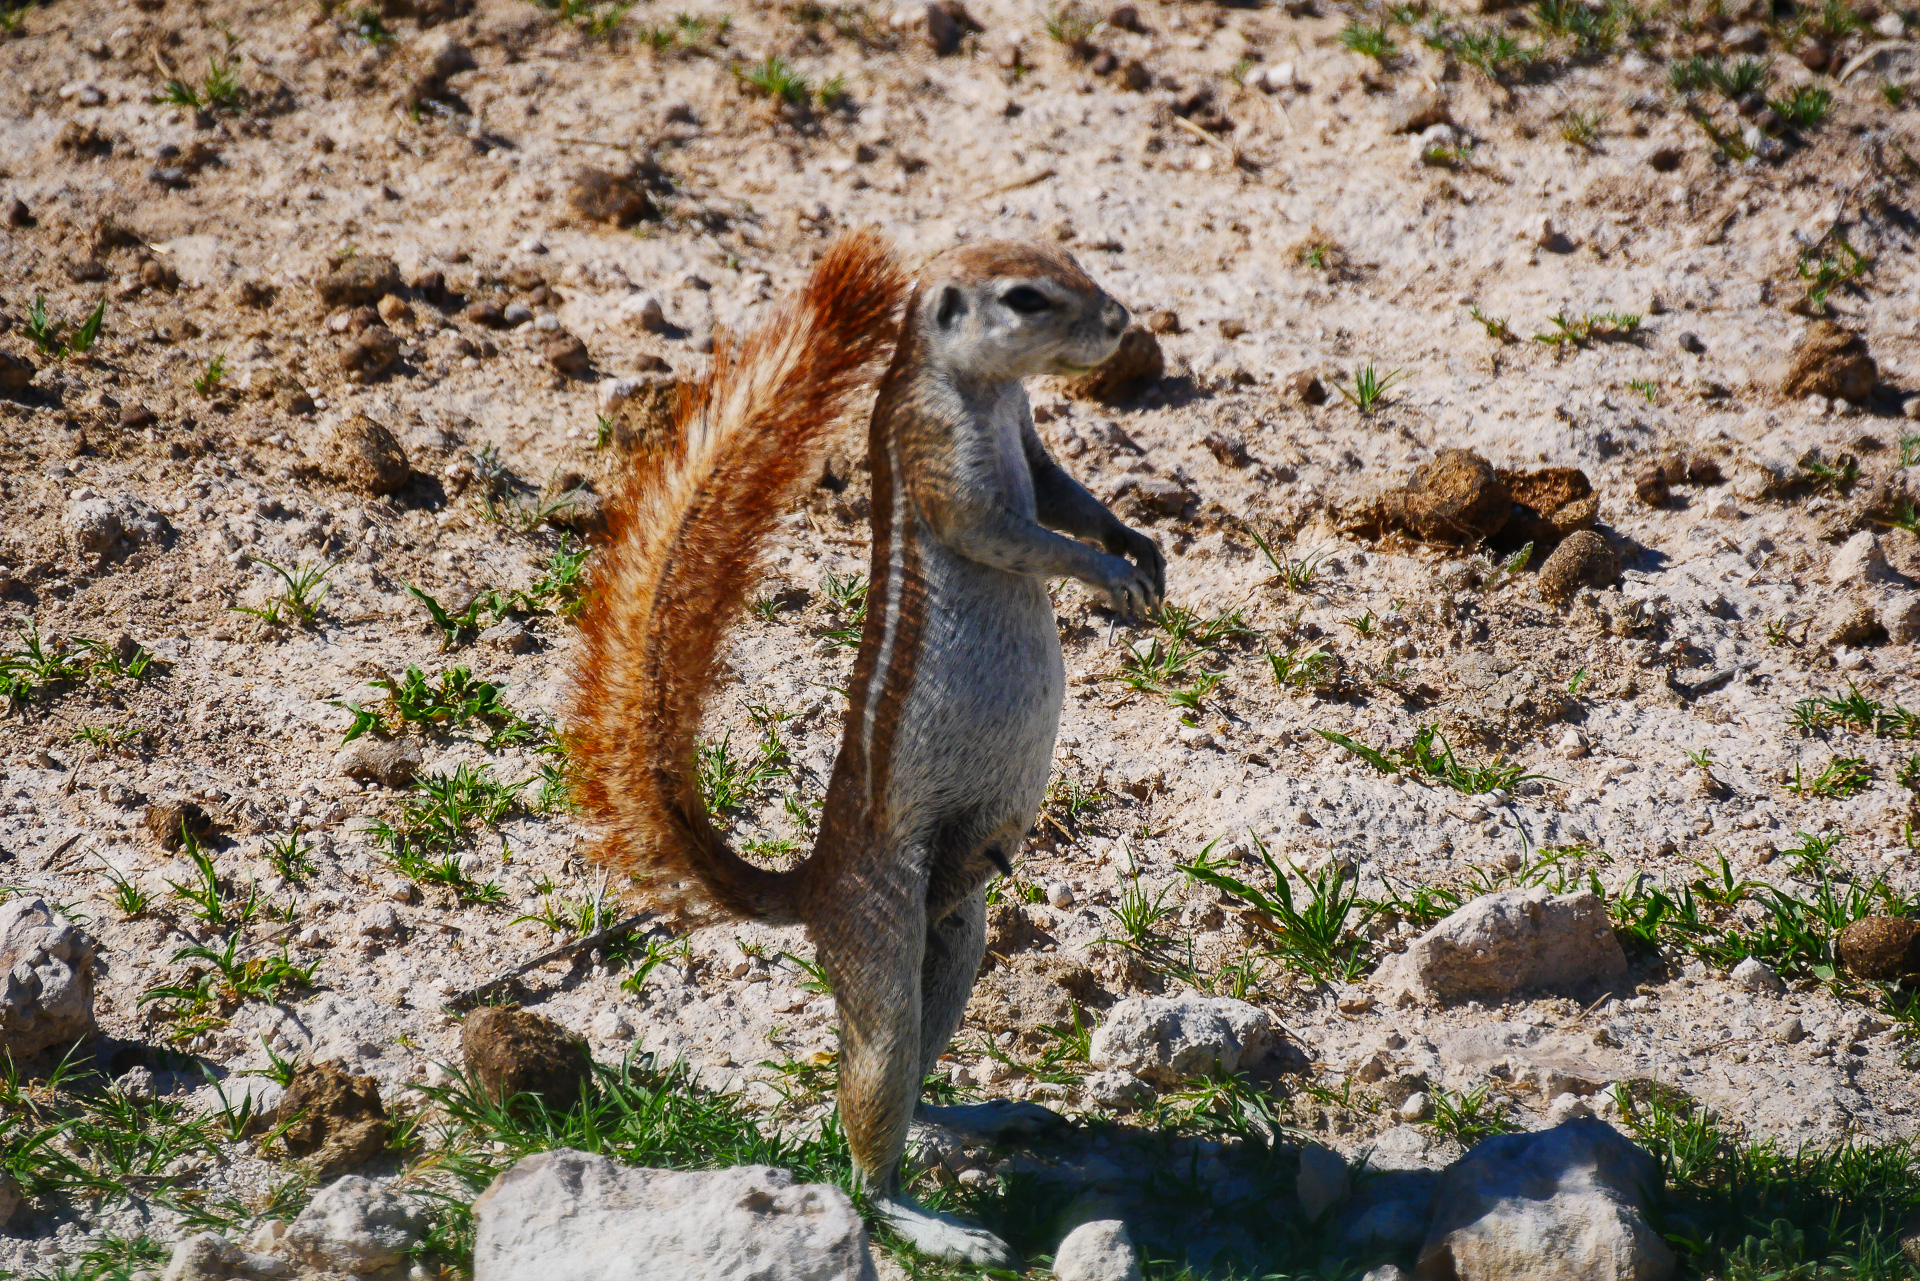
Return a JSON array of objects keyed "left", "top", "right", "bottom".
[
  {"left": 160, "top": 1232, "right": 290, "bottom": 1281},
  {"left": 480, "top": 618, "right": 536, "bottom": 653},
  {"left": 1417, "top": 1119, "right": 1674, "bottom": 1281},
  {"left": 332, "top": 734, "right": 424, "bottom": 788},
  {"left": 1730, "top": 957, "right": 1785, "bottom": 995},
  {"left": 1297, "top": 1142, "right": 1350, "bottom": 1222},
  {"left": 1053, "top": 1219, "right": 1142, "bottom": 1281},
  {"left": 1829, "top": 531, "right": 1888, "bottom": 588},
  {"left": 1882, "top": 594, "right": 1920, "bottom": 646},
  {"left": 1083, "top": 1069, "right": 1152, "bottom": 1110},
  {"left": 1363, "top": 1269, "right": 1412, "bottom": 1281},
  {"left": 1089, "top": 995, "right": 1273, "bottom": 1085},
  {"left": 1336, "top": 1165, "right": 1443, "bottom": 1256},
  {"left": 64, "top": 492, "right": 172, "bottom": 562},
  {"left": 1774, "top": 1016, "right": 1808, "bottom": 1044},
  {"left": 1387, "top": 87, "right": 1449, "bottom": 132},
  {"left": 0, "top": 897, "right": 98, "bottom": 1059},
  {"left": 286, "top": 1175, "right": 424, "bottom": 1274},
  {"left": 1382, "top": 888, "right": 1628, "bottom": 1004},
  {"left": 472, "top": 1149, "right": 878, "bottom": 1280}
]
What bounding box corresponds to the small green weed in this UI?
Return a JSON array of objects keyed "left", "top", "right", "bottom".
[
  {"left": 263, "top": 831, "right": 316, "bottom": 883},
  {"left": 1468, "top": 304, "right": 1514, "bottom": 342},
  {"left": 191, "top": 354, "right": 227, "bottom": 396},
  {"left": 1182, "top": 835, "right": 1375, "bottom": 982},
  {"left": 1785, "top": 756, "right": 1872, "bottom": 798},
  {"left": 1338, "top": 20, "right": 1397, "bottom": 62},
  {"left": 1427, "top": 1083, "right": 1517, "bottom": 1144},
  {"left": 1317, "top": 724, "right": 1547, "bottom": 794},
  {"left": 1796, "top": 232, "right": 1870, "bottom": 315},
  {"left": 737, "top": 55, "right": 812, "bottom": 104},
  {"left": 229, "top": 555, "right": 342, "bottom": 628},
  {"left": 1534, "top": 310, "right": 1642, "bottom": 347},
  {"left": 1558, "top": 106, "right": 1607, "bottom": 148},
  {"left": 818, "top": 571, "right": 868, "bottom": 649},
  {"left": 334, "top": 665, "right": 546, "bottom": 750},
  {"left": 1335, "top": 362, "right": 1406, "bottom": 415},
  {"left": 1769, "top": 84, "right": 1833, "bottom": 129},
  {"left": 1042, "top": 2, "right": 1101, "bottom": 44},
  {"left": 22, "top": 294, "right": 107, "bottom": 359}
]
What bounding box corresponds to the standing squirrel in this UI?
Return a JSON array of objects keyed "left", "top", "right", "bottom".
[{"left": 571, "top": 230, "right": 1164, "bottom": 1265}]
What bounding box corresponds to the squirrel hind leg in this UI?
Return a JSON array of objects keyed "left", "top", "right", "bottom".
[{"left": 871, "top": 1196, "right": 1020, "bottom": 1269}]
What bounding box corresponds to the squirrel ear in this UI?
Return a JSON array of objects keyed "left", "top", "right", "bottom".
[{"left": 934, "top": 285, "right": 965, "bottom": 329}]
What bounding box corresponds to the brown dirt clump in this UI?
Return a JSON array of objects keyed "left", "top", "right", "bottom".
[
  {"left": 320, "top": 415, "right": 411, "bottom": 496},
  {"left": 278, "top": 1060, "right": 391, "bottom": 1177},
  {"left": 1376, "top": 449, "right": 1510, "bottom": 544},
  {"left": 1064, "top": 326, "right": 1163, "bottom": 404},
  {"left": 314, "top": 255, "right": 402, "bottom": 310},
  {"left": 567, "top": 167, "right": 657, "bottom": 226},
  {"left": 462, "top": 1007, "right": 595, "bottom": 1111},
  {"left": 1780, "top": 320, "right": 1878, "bottom": 402},
  {"left": 144, "top": 800, "right": 215, "bottom": 850},
  {"left": 1536, "top": 531, "right": 1620, "bottom": 601},
  {"left": 1498, "top": 467, "right": 1598, "bottom": 546},
  {"left": 1838, "top": 917, "right": 1920, "bottom": 981}
]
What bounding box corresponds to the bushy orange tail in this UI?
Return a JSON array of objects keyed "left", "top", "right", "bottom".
[{"left": 569, "top": 230, "right": 907, "bottom": 925}]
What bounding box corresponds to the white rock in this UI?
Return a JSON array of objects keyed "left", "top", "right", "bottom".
[
  {"left": 1363, "top": 1269, "right": 1412, "bottom": 1281},
  {"left": 1088, "top": 996, "right": 1273, "bottom": 1085},
  {"left": 1397, "top": 1091, "right": 1433, "bottom": 1122},
  {"left": 1880, "top": 593, "right": 1920, "bottom": 646},
  {"left": 1730, "top": 956, "right": 1785, "bottom": 994},
  {"left": 1555, "top": 729, "right": 1589, "bottom": 759},
  {"left": 0, "top": 897, "right": 98, "bottom": 1060},
  {"left": 1381, "top": 888, "right": 1628, "bottom": 1005},
  {"left": 1297, "top": 1143, "right": 1350, "bottom": 1222},
  {"left": 515, "top": 236, "right": 548, "bottom": 255},
  {"left": 1045, "top": 879, "right": 1075, "bottom": 909},
  {"left": 592, "top": 1009, "right": 635, "bottom": 1041},
  {"left": 1083, "top": 1069, "right": 1152, "bottom": 1109},
  {"left": 1873, "top": 11, "right": 1905, "bottom": 34},
  {"left": 63, "top": 492, "right": 172, "bottom": 562},
  {"left": 1417, "top": 1119, "right": 1675, "bottom": 1281},
  {"left": 1256, "top": 61, "right": 1296, "bottom": 91},
  {"left": 1052, "top": 1220, "right": 1141, "bottom": 1281},
  {"left": 287, "top": 1176, "right": 424, "bottom": 1274},
  {"left": 1547, "top": 1093, "right": 1596, "bottom": 1125},
  {"left": 355, "top": 903, "right": 403, "bottom": 939},
  {"left": 617, "top": 292, "right": 669, "bottom": 333},
  {"left": 1829, "top": 531, "right": 1887, "bottom": 588},
  {"left": 161, "top": 1232, "right": 292, "bottom": 1281},
  {"left": 472, "top": 1149, "right": 877, "bottom": 1281}
]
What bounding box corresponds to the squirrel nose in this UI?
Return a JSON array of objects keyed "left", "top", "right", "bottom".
[{"left": 1102, "top": 300, "right": 1128, "bottom": 338}]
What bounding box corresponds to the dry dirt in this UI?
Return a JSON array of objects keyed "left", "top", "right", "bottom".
[{"left": 3, "top": 0, "right": 1920, "bottom": 1271}]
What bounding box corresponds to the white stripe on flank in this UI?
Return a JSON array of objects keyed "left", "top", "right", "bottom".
[{"left": 859, "top": 459, "right": 909, "bottom": 771}]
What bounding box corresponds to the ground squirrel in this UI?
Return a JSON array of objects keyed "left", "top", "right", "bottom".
[{"left": 571, "top": 230, "right": 1164, "bottom": 1265}]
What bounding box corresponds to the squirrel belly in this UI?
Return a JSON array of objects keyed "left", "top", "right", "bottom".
[{"left": 567, "top": 229, "right": 908, "bottom": 928}]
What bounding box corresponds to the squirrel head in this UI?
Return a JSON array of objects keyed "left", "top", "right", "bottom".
[{"left": 911, "top": 240, "right": 1128, "bottom": 383}]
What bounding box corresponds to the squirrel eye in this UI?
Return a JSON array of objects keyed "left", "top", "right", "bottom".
[{"left": 1000, "top": 286, "right": 1052, "bottom": 314}]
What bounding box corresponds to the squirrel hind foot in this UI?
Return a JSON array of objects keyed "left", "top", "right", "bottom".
[{"left": 871, "top": 1195, "right": 1020, "bottom": 1269}]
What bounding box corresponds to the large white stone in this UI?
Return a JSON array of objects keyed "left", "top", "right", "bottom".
[
  {"left": 1417, "top": 1119, "right": 1674, "bottom": 1281},
  {"left": 1381, "top": 888, "right": 1627, "bottom": 1005},
  {"left": 472, "top": 1150, "right": 878, "bottom": 1281},
  {"left": 1052, "top": 1219, "right": 1142, "bottom": 1281},
  {"left": 286, "top": 1175, "right": 423, "bottom": 1274},
  {"left": 0, "top": 897, "right": 97, "bottom": 1059},
  {"left": 1088, "top": 995, "right": 1272, "bottom": 1085}
]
